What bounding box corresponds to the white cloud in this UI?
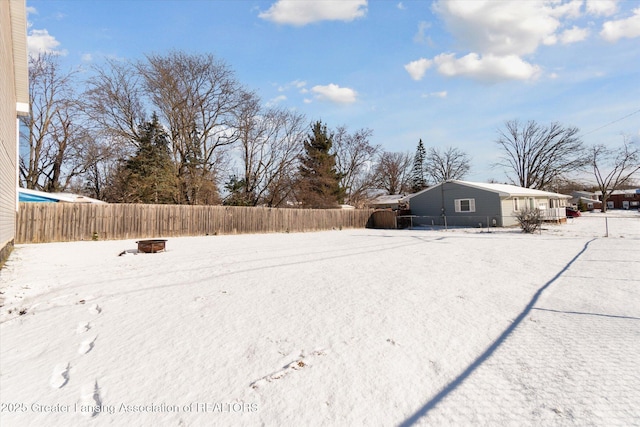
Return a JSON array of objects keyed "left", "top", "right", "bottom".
[
  {"left": 413, "top": 21, "right": 432, "bottom": 44},
  {"left": 422, "top": 91, "right": 448, "bottom": 98},
  {"left": 81, "top": 53, "right": 93, "bottom": 62},
  {"left": 560, "top": 26, "right": 590, "bottom": 43},
  {"left": 600, "top": 7, "right": 640, "bottom": 41},
  {"left": 434, "top": 53, "right": 541, "bottom": 82},
  {"left": 586, "top": 0, "right": 618, "bottom": 16},
  {"left": 549, "top": 0, "right": 583, "bottom": 19},
  {"left": 404, "top": 58, "right": 433, "bottom": 81},
  {"left": 311, "top": 84, "right": 358, "bottom": 104},
  {"left": 278, "top": 79, "right": 307, "bottom": 92},
  {"left": 432, "top": 0, "right": 564, "bottom": 56},
  {"left": 259, "top": 0, "right": 367, "bottom": 26},
  {"left": 27, "top": 29, "right": 66, "bottom": 56},
  {"left": 397, "top": 2, "right": 406, "bottom": 11},
  {"left": 408, "top": 1, "right": 602, "bottom": 83},
  {"left": 266, "top": 95, "right": 287, "bottom": 107}
]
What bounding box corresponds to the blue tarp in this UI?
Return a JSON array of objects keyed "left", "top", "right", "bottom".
[{"left": 18, "top": 192, "right": 58, "bottom": 202}]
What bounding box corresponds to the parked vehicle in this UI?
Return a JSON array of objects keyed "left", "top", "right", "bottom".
[{"left": 566, "top": 207, "right": 581, "bottom": 217}]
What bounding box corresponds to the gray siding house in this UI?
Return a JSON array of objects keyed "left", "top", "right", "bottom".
[
  {"left": 1, "top": 0, "right": 29, "bottom": 264},
  {"left": 402, "top": 180, "right": 571, "bottom": 227}
]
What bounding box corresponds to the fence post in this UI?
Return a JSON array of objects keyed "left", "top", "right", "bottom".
[{"left": 605, "top": 216, "right": 609, "bottom": 237}]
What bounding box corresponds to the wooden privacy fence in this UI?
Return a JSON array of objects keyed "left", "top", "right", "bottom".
[
  {"left": 16, "top": 203, "right": 377, "bottom": 243},
  {"left": 368, "top": 210, "right": 397, "bottom": 229}
]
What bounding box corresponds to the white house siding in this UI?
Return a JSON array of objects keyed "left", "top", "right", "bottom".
[
  {"left": 500, "top": 199, "right": 519, "bottom": 227},
  {"left": 502, "top": 196, "right": 568, "bottom": 226},
  {"left": 0, "top": 0, "right": 29, "bottom": 264}
]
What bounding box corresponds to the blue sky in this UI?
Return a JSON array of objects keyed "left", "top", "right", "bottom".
[{"left": 25, "top": 0, "right": 640, "bottom": 183}]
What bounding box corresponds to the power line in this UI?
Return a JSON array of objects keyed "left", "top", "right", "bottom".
[{"left": 580, "top": 108, "right": 640, "bottom": 137}]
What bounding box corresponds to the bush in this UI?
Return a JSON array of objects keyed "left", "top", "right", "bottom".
[{"left": 515, "top": 208, "right": 543, "bottom": 233}]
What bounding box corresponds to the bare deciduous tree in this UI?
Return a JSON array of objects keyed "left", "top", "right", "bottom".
[
  {"left": 20, "top": 53, "right": 90, "bottom": 192},
  {"left": 373, "top": 151, "right": 412, "bottom": 195},
  {"left": 333, "top": 126, "right": 379, "bottom": 207},
  {"left": 78, "top": 140, "right": 121, "bottom": 201},
  {"left": 230, "top": 92, "right": 306, "bottom": 207},
  {"left": 82, "top": 59, "right": 153, "bottom": 201},
  {"left": 588, "top": 138, "right": 640, "bottom": 212},
  {"left": 84, "top": 58, "right": 145, "bottom": 146},
  {"left": 84, "top": 52, "right": 246, "bottom": 204},
  {"left": 496, "top": 120, "right": 586, "bottom": 190},
  {"left": 140, "top": 51, "right": 244, "bottom": 204},
  {"left": 426, "top": 146, "right": 471, "bottom": 183}
]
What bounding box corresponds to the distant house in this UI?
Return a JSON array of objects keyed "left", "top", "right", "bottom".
[
  {"left": 18, "top": 188, "right": 106, "bottom": 204},
  {"left": 368, "top": 194, "right": 409, "bottom": 210},
  {"left": 569, "top": 191, "right": 601, "bottom": 211},
  {"left": 594, "top": 189, "right": 640, "bottom": 210},
  {"left": 402, "top": 180, "right": 570, "bottom": 227},
  {"left": 1, "top": 0, "right": 29, "bottom": 264}
]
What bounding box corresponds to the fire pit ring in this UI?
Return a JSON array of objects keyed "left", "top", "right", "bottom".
[{"left": 136, "top": 239, "right": 167, "bottom": 253}]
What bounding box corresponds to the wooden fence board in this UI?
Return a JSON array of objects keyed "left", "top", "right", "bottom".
[{"left": 16, "top": 203, "right": 377, "bottom": 243}]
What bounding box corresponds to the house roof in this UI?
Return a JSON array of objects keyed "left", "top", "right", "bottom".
[
  {"left": 369, "top": 194, "right": 407, "bottom": 206},
  {"left": 594, "top": 189, "right": 640, "bottom": 196},
  {"left": 404, "top": 180, "right": 571, "bottom": 200},
  {"left": 577, "top": 197, "right": 601, "bottom": 204},
  {"left": 18, "top": 188, "right": 106, "bottom": 204}
]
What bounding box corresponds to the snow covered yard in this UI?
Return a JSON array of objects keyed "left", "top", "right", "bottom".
[{"left": 1, "top": 212, "right": 639, "bottom": 426}]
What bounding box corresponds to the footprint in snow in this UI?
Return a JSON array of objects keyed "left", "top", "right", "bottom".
[
  {"left": 50, "top": 363, "right": 70, "bottom": 389},
  {"left": 78, "top": 336, "right": 97, "bottom": 355},
  {"left": 250, "top": 350, "right": 326, "bottom": 389},
  {"left": 79, "top": 380, "right": 103, "bottom": 418},
  {"left": 88, "top": 304, "right": 101, "bottom": 315},
  {"left": 76, "top": 321, "right": 91, "bottom": 334}
]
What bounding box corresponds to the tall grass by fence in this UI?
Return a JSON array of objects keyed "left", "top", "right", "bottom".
[{"left": 16, "top": 203, "right": 376, "bottom": 244}]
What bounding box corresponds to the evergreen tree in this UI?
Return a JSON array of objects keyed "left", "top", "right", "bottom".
[
  {"left": 410, "top": 139, "right": 428, "bottom": 192},
  {"left": 298, "top": 121, "right": 344, "bottom": 208},
  {"left": 120, "top": 113, "right": 177, "bottom": 203},
  {"left": 223, "top": 175, "right": 252, "bottom": 206}
]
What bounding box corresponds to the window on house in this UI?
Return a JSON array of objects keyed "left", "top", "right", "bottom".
[
  {"left": 513, "top": 198, "right": 519, "bottom": 211},
  {"left": 454, "top": 198, "right": 476, "bottom": 212},
  {"left": 529, "top": 198, "right": 535, "bottom": 209}
]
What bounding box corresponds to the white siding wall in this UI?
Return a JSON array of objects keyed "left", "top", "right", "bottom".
[
  {"left": 1, "top": 0, "right": 27, "bottom": 262},
  {"left": 502, "top": 197, "right": 567, "bottom": 227},
  {"left": 500, "top": 199, "right": 519, "bottom": 227}
]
